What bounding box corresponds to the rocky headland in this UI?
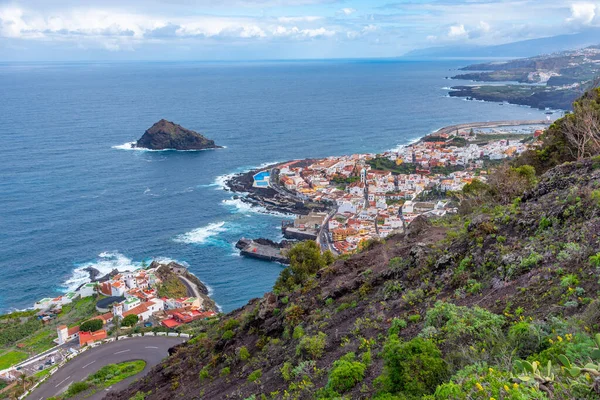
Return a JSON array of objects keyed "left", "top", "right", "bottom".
[
  {"left": 225, "top": 159, "right": 328, "bottom": 216},
  {"left": 134, "top": 119, "right": 221, "bottom": 151}
]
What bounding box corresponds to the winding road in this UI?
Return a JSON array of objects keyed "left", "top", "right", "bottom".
[{"left": 28, "top": 336, "right": 184, "bottom": 400}]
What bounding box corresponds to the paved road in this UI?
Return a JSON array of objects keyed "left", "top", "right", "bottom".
[
  {"left": 178, "top": 275, "right": 201, "bottom": 298},
  {"left": 28, "top": 337, "right": 184, "bottom": 400},
  {"left": 317, "top": 208, "right": 339, "bottom": 254}
]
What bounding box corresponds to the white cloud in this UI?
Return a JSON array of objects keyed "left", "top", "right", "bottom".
[
  {"left": 567, "top": 2, "right": 598, "bottom": 25},
  {"left": 339, "top": 8, "right": 357, "bottom": 16},
  {"left": 477, "top": 21, "right": 490, "bottom": 33},
  {"left": 0, "top": 5, "right": 337, "bottom": 45},
  {"left": 272, "top": 25, "right": 334, "bottom": 38},
  {"left": 447, "top": 24, "right": 468, "bottom": 39},
  {"left": 277, "top": 16, "right": 323, "bottom": 23}
]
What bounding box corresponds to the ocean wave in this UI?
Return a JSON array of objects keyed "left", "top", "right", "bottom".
[
  {"left": 173, "top": 221, "right": 228, "bottom": 245},
  {"left": 62, "top": 252, "right": 142, "bottom": 293},
  {"left": 388, "top": 135, "right": 423, "bottom": 153},
  {"left": 222, "top": 197, "right": 294, "bottom": 218},
  {"left": 212, "top": 173, "right": 237, "bottom": 191},
  {"left": 212, "top": 160, "right": 285, "bottom": 191}
]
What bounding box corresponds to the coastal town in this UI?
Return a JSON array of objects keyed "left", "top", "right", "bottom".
[
  {"left": 0, "top": 120, "right": 551, "bottom": 399},
  {"left": 237, "top": 121, "right": 550, "bottom": 255},
  {"left": 0, "top": 261, "right": 217, "bottom": 398}
]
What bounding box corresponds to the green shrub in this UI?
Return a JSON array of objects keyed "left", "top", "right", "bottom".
[
  {"left": 384, "top": 280, "right": 404, "bottom": 299},
  {"left": 508, "top": 321, "right": 543, "bottom": 358},
  {"left": 538, "top": 216, "right": 553, "bottom": 230},
  {"left": 292, "top": 325, "right": 305, "bottom": 340},
  {"left": 327, "top": 353, "right": 367, "bottom": 393},
  {"left": 591, "top": 189, "right": 600, "bottom": 206},
  {"left": 222, "top": 318, "right": 240, "bottom": 331},
  {"left": 520, "top": 252, "right": 543, "bottom": 269},
  {"left": 247, "top": 369, "right": 262, "bottom": 383},
  {"left": 589, "top": 252, "right": 600, "bottom": 268},
  {"left": 408, "top": 314, "right": 421, "bottom": 323},
  {"left": 379, "top": 336, "right": 447, "bottom": 397},
  {"left": 199, "top": 366, "right": 210, "bottom": 381},
  {"left": 221, "top": 330, "right": 234, "bottom": 340},
  {"left": 560, "top": 274, "right": 579, "bottom": 287},
  {"left": 465, "top": 279, "right": 482, "bottom": 294},
  {"left": 220, "top": 367, "right": 230, "bottom": 377},
  {"left": 388, "top": 318, "right": 407, "bottom": 336},
  {"left": 296, "top": 332, "right": 327, "bottom": 360},
  {"left": 65, "top": 381, "right": 90, "bottom": 397},
  {"left": 433, "top": 364, "right": 547, "bottom": 399},
  {"left": 238, "top": 346, "right": 250, "bottom": 361},
  {"left": 79, "top": 319, "right": 103, "bottom": 333},
  {"left": 280, "top": 361, "right": 293, "bottom": 381},
  {"left": 423, "top": 301, "right": 505, "bottom": 347}
]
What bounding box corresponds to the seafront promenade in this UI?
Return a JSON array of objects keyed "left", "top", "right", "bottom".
[{"left": 433, "top": 120, "right": 550, "bottom": 136}]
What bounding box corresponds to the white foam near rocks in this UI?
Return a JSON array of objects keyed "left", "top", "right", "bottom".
[{"left": 173, "top": 221, "right": 228, "bottom": 245}]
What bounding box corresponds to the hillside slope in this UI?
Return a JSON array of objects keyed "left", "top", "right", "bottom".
[{"left": 110, "top": 155, "right": 600, "bottom": 399}]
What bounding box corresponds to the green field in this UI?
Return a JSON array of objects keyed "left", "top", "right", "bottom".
[{"left": 0, "top": 350, "right": 28, "bottom": 370}]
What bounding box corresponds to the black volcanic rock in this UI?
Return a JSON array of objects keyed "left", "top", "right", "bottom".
[{"left": 135, "top": 119, "right": 221, "bottom": 150}]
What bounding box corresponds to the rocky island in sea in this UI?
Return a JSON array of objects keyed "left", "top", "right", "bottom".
[{"left": 134, "top": 119, "right": 221, "bottom": 150}]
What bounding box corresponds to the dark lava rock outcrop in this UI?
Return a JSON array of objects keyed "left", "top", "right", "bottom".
[{"left": 135, "top": 119, "right": 221, "bottom": 150}]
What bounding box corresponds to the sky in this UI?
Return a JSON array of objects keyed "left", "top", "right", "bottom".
[{"left": 0, "top": 0, "right": 599, "bottom": 61}]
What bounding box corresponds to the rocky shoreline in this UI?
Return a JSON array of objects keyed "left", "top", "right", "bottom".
[
  {"left": 134, "top": 119, "right": 222, "bottom": 151},
  {"left": 224, "top": 159, "right": 328, "bottom": 216},
  {"left": 448, "top": 85, "right": 577, "bottom": 110},
  {"left": 83, "top": 260, "right": 216, "bottom": 312}
]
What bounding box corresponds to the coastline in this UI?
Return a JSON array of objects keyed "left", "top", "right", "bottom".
[
  {"left": 224, "top": 158, "right": 329, "bottom": 216},
  {"left": 223, "top": 119, "right": 553, "bottom": 217}
]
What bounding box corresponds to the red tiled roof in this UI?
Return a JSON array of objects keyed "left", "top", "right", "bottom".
[
  {"left": 161, "top": 318, "right": 182, "bottom": 328},
  {"left": 79, "top": 329, "right": 107, "bottom": 346},
  {"left": 92, "top": 312, "right": 114, "bottom": 324},
  {"left": 122, "top": 301, "right": 152, "bottom": 317},
  {"left": 67, "top": 326, "right": 80, "bottom": 336}
]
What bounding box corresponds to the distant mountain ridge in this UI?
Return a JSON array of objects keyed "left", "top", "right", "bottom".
[{"left": 404, "top": 29, "right": 600, "bottom": 59}]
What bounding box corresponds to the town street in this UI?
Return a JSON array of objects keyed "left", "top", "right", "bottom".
[{"left": 28, "top": 336, "right": 184, "bottom": 400}]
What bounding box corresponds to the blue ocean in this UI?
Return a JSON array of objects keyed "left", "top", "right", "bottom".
[{"left": 0, "top": 60, "right": 550, "bottom": 313}]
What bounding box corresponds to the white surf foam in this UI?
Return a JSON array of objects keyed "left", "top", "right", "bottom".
[
  {"left": 173, "top": 221, "right": 228, "bottom": 244},
  {"left": 222, "top": 197, "right": 294, "bottom": 218},
  {"left": 212, "top": 160, "right": 285, "bottom": 191},
  {"left": 112, "top": 141, "right": 140, "bottom": 151},
  {"left": 112, "top": 142, "right": 225, "bottom": 152},
  {"left": 63, "top": 251, "right": 141, "bottom": 293},
  {"left": 388, "top": 135, "right": 423, "bottom": 153},
  {"left": 213, "top": 173, "right": 237, "bottom": 191}
]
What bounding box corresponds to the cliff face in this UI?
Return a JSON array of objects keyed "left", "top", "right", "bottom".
[
  {"left": 135, "top": 119, "right": 220, "bottom": 150},
  {"left": 108, "top": 157, "right": 600, "bottom": 400}
]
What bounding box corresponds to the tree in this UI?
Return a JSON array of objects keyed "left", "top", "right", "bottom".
[
  {"left": 275, "top": 241, "right": 333, "bottom": 291},
  {"left": 562, "top": 87, "right": 600, "bottom": 160},
  {"left": 79, "top": 319, "right": 103, "bottom": 332},
  {"left": 121, "top": 314, "right": 139, "bottom": 327},
  {"left": 487, "top": 164, "right": 537, "bottom": 204}
]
